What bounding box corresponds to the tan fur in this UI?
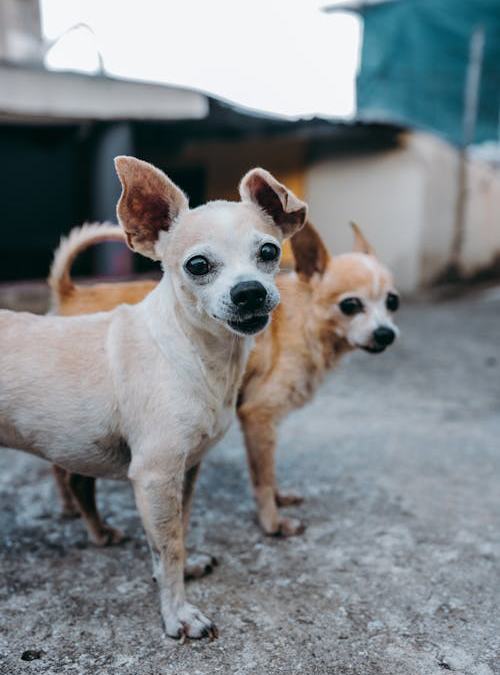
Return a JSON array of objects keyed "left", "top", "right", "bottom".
[
  {"left": 1, "top": 157, "right": 307, "bottom": 640},
  {"left": 48, "top": 221, "right": 158, "bottom": 317},
  {"left": 49, "top": 219, "right": 399, "bottom": 539},
  {"left": 56, "top": 279, "right": 158, "bottom": 316}
]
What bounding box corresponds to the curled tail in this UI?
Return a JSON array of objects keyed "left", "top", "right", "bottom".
[{"left": 48, "top": 222, "right": 125, "bottom": 309}]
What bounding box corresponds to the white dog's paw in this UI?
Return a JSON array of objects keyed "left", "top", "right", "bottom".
[
  {"left": 184, "top": 553, "right": 218, "bottom": 580},
  {"left": 163, "top": 603, "right": 218, "bottom": 641}
]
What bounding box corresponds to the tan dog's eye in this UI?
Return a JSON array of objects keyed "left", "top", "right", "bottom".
[
  {"left": 339, "top": 297, "right": 364, "bottom": 315},
  {"left": 259, "top": 243, "right": 280, "bottom": 262},
  {"left": 386, "top": 292, "right": 400, "bottom": 312},
  {"left": 185, "top": 256, "right": 210, "bottom": 276}
]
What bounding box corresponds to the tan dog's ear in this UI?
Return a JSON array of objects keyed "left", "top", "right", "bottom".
[
  {"left": 115, "top": 156, "right": 188, "bottom": 260},
  {"left": 350, "top": 221, "right": 375, "bottom": 256},
  {"left": 290, "top": 220, "right": 330, "bottom": 280},
  {"left": 239, "top": 168, "right": 307, "bottom": 239}
]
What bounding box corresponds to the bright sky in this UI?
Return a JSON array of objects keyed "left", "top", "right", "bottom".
[{"left": 40, "top": 0, "right": 361, "bottom": 119}]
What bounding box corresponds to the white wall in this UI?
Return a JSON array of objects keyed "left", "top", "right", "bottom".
[
  {"left": 305, "top": 132, "right": 500, "bottom": 293},
  {"left": 462, "top": 159, "right": 500, "bottom": 275}
]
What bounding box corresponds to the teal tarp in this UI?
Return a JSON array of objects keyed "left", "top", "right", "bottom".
[{"left": 356, "top": 0, "right": 500, "bottom": 145}]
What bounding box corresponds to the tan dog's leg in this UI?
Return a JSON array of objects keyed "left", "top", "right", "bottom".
[
  {"left": 67, "top": 473, "right": 126, "bottom": 546},
  {"left": 130, "top": 455, "right": 217, "bottom": 640},
  {"left": 275, "top": 488, "right": 304, "bottom": 507},
  {"left": 182, "top": 463, "right": 218, "bottom": 580},
  {"left": 239, "top": 407, "right": 305, "bottom": 537},
  {"left": 52, "top": 464, "right": 79, "bottom": 517}
]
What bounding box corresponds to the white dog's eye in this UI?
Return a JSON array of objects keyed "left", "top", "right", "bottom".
[
  {"left": 339, "top": 297, "right": 364, "bottom": 315},
  {"left": 185, "top": 255, "right": 210, "bottom": 276},
  {"left": 259, "top": 243, "right": 280, "bottom": 262}
]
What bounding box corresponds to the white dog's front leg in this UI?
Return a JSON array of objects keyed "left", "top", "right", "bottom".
[{"left": 129, "top": 455, "right": 217, "bottom": 640}]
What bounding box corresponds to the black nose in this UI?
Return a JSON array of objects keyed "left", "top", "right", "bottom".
[
  {"left": 373, "top": 326, "right": 395, "bottom": 346},
  {"left": 230, "top": 281, "right": 267, "bottom": 312}
]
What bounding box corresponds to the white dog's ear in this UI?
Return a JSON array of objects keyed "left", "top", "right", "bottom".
[
  {"left": 239, "top": 168, "right": 307, "bottom": 239},
  {"left": 350, "top": 221, "right": 375, "bottom": 256},
  {"left": 115, "top": 156, "right": 188, "bottom": 260}
]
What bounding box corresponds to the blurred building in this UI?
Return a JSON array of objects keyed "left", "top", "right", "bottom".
[
  {"left": 356, "top": 0, "right": 500, "bottom": 146},
  {"left": 1, "top": 0, "right": 499, "bottom": 293}
]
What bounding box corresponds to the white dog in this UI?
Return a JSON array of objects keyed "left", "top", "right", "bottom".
[{"left": 0, "top": 156, "right": 307, "bottom": 640}]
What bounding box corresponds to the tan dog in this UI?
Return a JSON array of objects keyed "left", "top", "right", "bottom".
[
  {"left": 0, "top": 156, "right": 307, "bottom": 639},
  {"left": 49, "top": 219, "right": 399, "bottom": 540},
  {"left": 239, "top": 221, "right": 400, "bottom": 535}
]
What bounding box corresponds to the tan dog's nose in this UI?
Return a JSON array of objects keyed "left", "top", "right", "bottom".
[
  {"left": 231, "top": 281, "right": 267, "bottom": 312},
  {"left": 373, "top": 326, "right": 395, "bottom": 346}
]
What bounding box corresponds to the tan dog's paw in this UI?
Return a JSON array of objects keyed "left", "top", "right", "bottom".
[
  {"left": 275, "top": 489, "right": 304, "bottom": 507},
  {"left": 274, "top": 516, "right": 306, "bottom": 537},
  {"left": 262, "top": 516, "right": 306, "bottom": 537},
  {"left": 163, "top": 603, "right": 218, "bottom": 641},
  {"left": 90, "top": 524, "right": 127, "bottom": 547},
  {"left": 184, "top": 553, "right": 218, "bottom": 580}
]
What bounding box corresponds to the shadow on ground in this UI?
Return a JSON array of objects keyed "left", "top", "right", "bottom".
[{"left": 0, "top": 291, "right": 499, "bottom": 675}]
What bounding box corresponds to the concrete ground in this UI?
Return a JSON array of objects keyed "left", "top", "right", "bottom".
[{"left": 0, "top": 289, "right": 499, "bottom": 675}]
